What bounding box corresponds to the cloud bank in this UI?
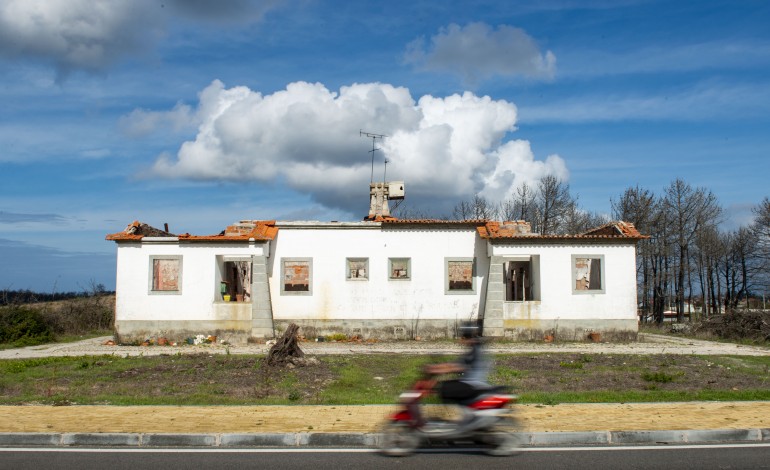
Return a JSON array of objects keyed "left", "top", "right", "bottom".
[
  {"left": 144, "top": 80, "right": 567, "bottom": 215},
  {"left": 405, "top": 22, "right": 556, "bottom": 84},
  {"left": 0, "top": 0, "right": 279, "bottom": 78}
]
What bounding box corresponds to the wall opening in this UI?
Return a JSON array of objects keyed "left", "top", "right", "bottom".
[
  {"left": 504, "top": 256, "right": 539, "bottom": 301},
  {"left": 216, "top": 256, "right": 252, "bottom": 302}
]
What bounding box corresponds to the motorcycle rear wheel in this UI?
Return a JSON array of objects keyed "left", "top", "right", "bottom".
[
  {"left": 379, "top": 422, "right": 420, "bottom": 457},
  {"left": 482, "top": 430, "right": 519, "bottom": 457}
]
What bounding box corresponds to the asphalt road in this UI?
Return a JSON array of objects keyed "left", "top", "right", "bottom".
[{"left": 2, "top": 445, "right": 769, "bottom": 470}]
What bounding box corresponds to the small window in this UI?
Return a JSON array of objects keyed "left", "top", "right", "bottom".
[
  {"left": 347, "top": 258, "right": 368, "bottom": 280},
  {"left": 149, "top": 256, "right": 182, "bottom": 294},
  {"left": 446, "top": 257, "right": 475, "bottom": 294},
  {"left": 389, "top": 258, "right": 410, "bottom": 280},
  {"left": 572, "top": 255, "right": 604, "bottom": 293},
  {"left": 281, "top": 258, "right": 312, "bottom": 295}
]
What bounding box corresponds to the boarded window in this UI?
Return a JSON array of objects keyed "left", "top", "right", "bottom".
[
  {"left": 574, "top": 257, "right": 603, "bottom": 291},
  {"left": 284, "top": 260, "right": 310, "bottom": 292},
  {"left": 448, "top": 260, "right": 473, "bottom": 291},
  {"left": 347, "top": 258, "right": 368, "bottom": 280},
  {"left": 389, "top": 258, "right": 410, "bottom": 280},
  {"left": 152, "top": 258, "right": 180, "bottom": 292}
]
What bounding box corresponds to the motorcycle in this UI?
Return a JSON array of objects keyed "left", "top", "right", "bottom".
[{"left": 379, "top": 374, "right": 520, "bottom": 456}]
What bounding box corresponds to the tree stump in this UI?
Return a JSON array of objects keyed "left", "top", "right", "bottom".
[{"left": 266, "top": 323, "right": 305, "bottom": 366}]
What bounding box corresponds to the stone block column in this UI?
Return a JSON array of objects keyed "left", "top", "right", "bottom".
[
  {"left": 482, "top": 256, "right": 506, "bottom": 337},
  {"left": 251, "top": 254, "right": 275, "bottom": 338}
]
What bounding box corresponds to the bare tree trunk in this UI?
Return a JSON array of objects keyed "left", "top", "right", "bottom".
[{"left": 266, "top": 323, "right": 305, "bottom": 366}]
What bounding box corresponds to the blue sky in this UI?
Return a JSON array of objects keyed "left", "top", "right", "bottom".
[{"left": 1, "top": 0, "right": 769, "bottom": 292}]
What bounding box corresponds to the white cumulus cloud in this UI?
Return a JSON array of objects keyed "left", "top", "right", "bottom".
[
  {"left": 146, "top": 80, "right": 567, "bottom": 214},
  {"left": 0, "top": 0, "right": 280, "bottom": 78},
  {"left": 0, "top": 0, "right": 162, "bottom": 78},
  {"left": 405, "top": 22, "right": 556, "bottom": 84}
]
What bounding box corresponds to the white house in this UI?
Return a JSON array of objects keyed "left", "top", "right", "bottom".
[{"left": 106, "top": 184, "right": 646, "bottom": 343}]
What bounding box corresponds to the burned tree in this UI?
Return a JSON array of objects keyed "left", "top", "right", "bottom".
[{"left": 266, "top": 323, "right": 305, "bottom": 366}]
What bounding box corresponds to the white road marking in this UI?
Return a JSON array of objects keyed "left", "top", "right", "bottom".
[{"left": 1, "top": 443, "right": 769, "bottom": 453}]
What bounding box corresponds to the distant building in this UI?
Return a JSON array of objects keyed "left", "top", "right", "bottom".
[{"left": 106, "top": 183, "right": 646, "bottom": 342}]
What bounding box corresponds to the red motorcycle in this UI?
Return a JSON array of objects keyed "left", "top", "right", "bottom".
[{"left": 379, "top": 375, "right": 520, "bottom": 456}]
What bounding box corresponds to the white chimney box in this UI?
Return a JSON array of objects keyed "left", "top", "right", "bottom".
[{"left": 388, "top": 181, "right": 405, "bottom": 199}]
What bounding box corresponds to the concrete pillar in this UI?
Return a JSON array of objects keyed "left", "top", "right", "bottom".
[
  {"left": 483, "top": 256, "right": 506, "bottom": 337},
  {"left": 251, "top": 255, "right": 275, "bottom": 338}
]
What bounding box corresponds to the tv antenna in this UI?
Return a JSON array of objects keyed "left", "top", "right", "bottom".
[{"left": 360, "top": 130, "right": 386, "bottom": 183}]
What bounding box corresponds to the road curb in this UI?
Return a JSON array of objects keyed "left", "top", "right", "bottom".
[{"left": 1, "top": 429, "right": 768, "bottom": 448}]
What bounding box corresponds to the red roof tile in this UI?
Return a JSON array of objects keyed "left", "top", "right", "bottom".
[
  {"left": 106, "top": 220, "right": 278, "bottom": 242},
  {"left": 178, "top": 220, "right": 277, "bottom": 242},
  {"left": 105, "top": 221, "right": 174, "bottom": 241},
  {"left": 478, "top": 220, "right": 648, "bottom": 241}
]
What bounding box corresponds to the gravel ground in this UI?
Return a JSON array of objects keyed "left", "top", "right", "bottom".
[{"left": 1, "top": 333, "right": 768, "bottom": 359}]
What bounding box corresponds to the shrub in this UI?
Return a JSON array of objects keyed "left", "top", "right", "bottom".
[
  {"left": 40, "top": 296, "right": 114, "bottom": 334},
  {"left": 0, "top": 306, "right": 54, "bottom": 346},
  {"left": 641, "top": 371, "right": 675, "bottom": 383},
  {"left": 559, "top": 361, "right": 584, "bottom": 369}
]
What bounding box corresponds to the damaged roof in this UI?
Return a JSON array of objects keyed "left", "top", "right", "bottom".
[
  {"left": 580, "top": 220, "right": 645, "bottom": 238},
  {"left": 106, "top": 220, "right": 278, "bottom": 242},
  {"left": 105, "top": 221, "right": 175, "bottom": 241},
  {"left": 106, "top": 218, "right": 645, "bottom": 243},
  {"left": 478, "top": 220, "right": 647, "bottom": 241}
]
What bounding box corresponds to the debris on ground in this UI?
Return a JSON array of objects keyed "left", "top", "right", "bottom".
[{"left": 692, "top": 311, "right": 770, "bottom": 343}]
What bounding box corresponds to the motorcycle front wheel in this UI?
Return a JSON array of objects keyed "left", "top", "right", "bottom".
[{"left": 379, "top": 422, "right": 420, "bottom": 457}]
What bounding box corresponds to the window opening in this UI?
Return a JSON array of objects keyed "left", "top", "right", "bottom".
[
  {"left": 151, "top": 257, "right": 180, "bottom": 292},
  {"left": 389, "top": 258, "right": 410, "bottom": 280},
  {"left": 347, "top": 258, "right": 368, "bottom": 280},
  {"left": 221, "top": 260, "right": 252, "bottom": 301},
  {"left": 447, "top": 259, "right": 474, "bottom": 292},
  {"left": 504, "top": 261, "right": 531, "bottom": 301},
  {"left": 574, "top": 256, "right": 603, "bottom": 291},
  {"left": 283, "top": 259, "right": 311, "bottom": 292}
]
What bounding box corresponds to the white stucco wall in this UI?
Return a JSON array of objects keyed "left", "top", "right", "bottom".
[
  {"left": 268, "top": 223, "right": 488, "bottom": 321},
  {"left": 491, "top": 242, "right": 638, "bottom": 322},
  {"left": 114, "top": 240, "right": 267, "bottom": 322},
  {"left": 112, "top": 224, "right": 639, "bottom": 340}
]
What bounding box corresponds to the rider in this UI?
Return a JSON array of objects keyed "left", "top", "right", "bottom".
[
  {"left": 406, "top": 321, "right": 491, "bottom": 427},
  {"left": 426, "top": 320, "right": 492, "bottom": 404}
]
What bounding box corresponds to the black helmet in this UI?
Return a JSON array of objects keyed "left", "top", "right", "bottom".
[{"left": 458, "top": 320, "right": 481, "bottom": 339}]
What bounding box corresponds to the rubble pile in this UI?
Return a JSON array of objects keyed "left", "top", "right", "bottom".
[{"left": 693, "top": 311, "right": 770, "bottom": 343}]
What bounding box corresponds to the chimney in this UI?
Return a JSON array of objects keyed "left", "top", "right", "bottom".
[{"left": 366, "top": 181, "right": 404, "bottom": 220}]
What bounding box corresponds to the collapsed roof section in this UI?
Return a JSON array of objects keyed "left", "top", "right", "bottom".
[
  {"left": 105, "top": 220, "right": 278, "bottom": 242},
  {"left": 105, "top": 221, "right": 175, "bottom": 241},
  {"left": 106, "top": 218, "right": 646, "bottom": 242},
  {"left": 478, "top": 220, "right": 647, "bottom": 241}
]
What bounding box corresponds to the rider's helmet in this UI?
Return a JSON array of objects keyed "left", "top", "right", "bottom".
[{"left": 458, "top": 320, "right": 481, "bottom": 340}]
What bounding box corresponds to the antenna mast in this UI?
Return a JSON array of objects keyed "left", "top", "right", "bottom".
[
  {"left": 383, "top": 158, "right": 389, "bottom": 183},
  {"left": 360, "top": 130, "right": 386, "bottom": 183}
]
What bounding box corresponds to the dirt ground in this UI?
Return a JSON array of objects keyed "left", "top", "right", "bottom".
[
  {"left": 1, "top": 334, "right": 767, "bottom": 435},
  {"left": 1, "top": 402, "right": 768, "bottom": 434},
  {"left": 2, "top": 333, "right": 769, "bottom": 360}
]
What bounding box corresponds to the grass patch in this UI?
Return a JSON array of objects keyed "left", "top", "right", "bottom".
[
  {"left": 560, "top": 361, "right": 584, "bottom": 369},
  {"left": 0, "top": 353, "right": 769, "bottom": 406},
  {"left": 641, "top": 371, "right": 676, "bottom": 383}
]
